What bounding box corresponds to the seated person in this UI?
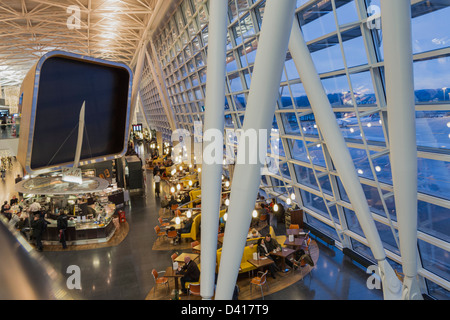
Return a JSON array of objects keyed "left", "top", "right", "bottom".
[
  {"left": 180, "top": 192, "right": 191, "bottom": 205},
  {"left": 178, "top": 218, "right": 193, "bottom": 236},
  {"left": 178, "top": 256, "right": 200, "bottom": 294},
  {"left": 264, "top": 234, "right": 296, "bottom": 271},
  {"left": 10, "top": 195, "right": 18, "bottom": 206},
  {"left": 257, "top": 238, "right": 279, "bottom": 279},
  {"left": 247, "top": 228, "right": 261, "bottom": 239},
  {"left": 1, "top": 202, "right": 11, "bottom": 221},
  {"left": 169, "top": 195, "right": 178, "bottom": 207}
]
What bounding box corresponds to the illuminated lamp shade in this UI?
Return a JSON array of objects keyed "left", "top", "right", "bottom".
[
  {"left": 170, "top": 186, "right": 175, "bottom": 193},
  {"left": 223, "top": 213, "right": 228, "bottom": 221},
  {"left": 176, "top": 184, "right": 181, "bottom": 191},
  {"left": 175, "top": 217, "right": 181, "bottom": 225},
  {"left": 225, "top": 181, "right": 230, "bottom": 188},
  {"left": 273, "top": 204, "right": 279, "bottom": 212},
  {"left": 252, "top": 210, "right": 258, "bottom": 218},
  {"left": 187, "top": 210, "right": 192, "bottom": 218},
  {"left": 290, "top": 193, "right": 295, "bottom": 200},
  {"left": 171, "top": 169, "right": 176, "bottom": 176},
  {"left": 198, "top": 168, "right": 202, "bottom": 173},
  {"left": 225, "top": 198, "right": 230, "bottom": 206},
  {"left": 189, "top": 180, "right": 193, "bottom": 187},
  {"left": 286, "top": 198, "right": 291, "bottom": 205},
  {"left": 179, "top": 166, "right": 183, "bottom": 171}
]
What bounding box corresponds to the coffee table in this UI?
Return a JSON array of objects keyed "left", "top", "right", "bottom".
[{"left": 270, "top": 248, "right": 295, "bottom": 272}]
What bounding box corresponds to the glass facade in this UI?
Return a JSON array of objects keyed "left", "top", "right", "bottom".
[{"left": 142, "top": 0, "right": 450, "bottom": 299}]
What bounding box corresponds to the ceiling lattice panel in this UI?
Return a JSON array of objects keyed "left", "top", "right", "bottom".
[{"left": 0, "top": 0, "right": 158, "bottom": 86}]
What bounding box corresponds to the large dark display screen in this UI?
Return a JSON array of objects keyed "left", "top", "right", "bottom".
[{"left": 29, "top": 55, "right": 131, "bottom": 170}]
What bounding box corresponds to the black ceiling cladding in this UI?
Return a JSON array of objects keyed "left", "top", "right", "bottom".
[{"left": 31, "top": 56, "right": 130, "bottom": 170}]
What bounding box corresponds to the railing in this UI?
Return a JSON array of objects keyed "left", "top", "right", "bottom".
[{"left": 0, "top": 217, "right": 77, "bottom": 300}]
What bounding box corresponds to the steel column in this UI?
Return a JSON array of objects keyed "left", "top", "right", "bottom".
[
  {"left": 380, "top": 0, "right": 422, "bottom": 300},
  {"left": 200, "top": 0, "right": 229, "bottom": 301},
  {"left": 215, "top": 0, "right": 297, "bottom": 300}
]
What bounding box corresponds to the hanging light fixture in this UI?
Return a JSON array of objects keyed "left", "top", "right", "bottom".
[
  {"left": 286, "top": 198, "right": 291, "bottom": 205},
  {"left": 223, "top": 213, "right": 228, "bottom": 221},
  {"left": 175, "top": 217, "right": 181, "bottom": 225},
  {"left": 176, "top": 184, "right": 181, "bottom": 191},
  {"left": 273, "top": 204, "right": 279, "bottom": 212},
  {"left": 187, "top": 210, "right": 192, "bottom": 218},
  {"left": 225, "top": 181, "right": 230, "bottom": 188},
  {"left": 291, "top": 193, "right": 296, "bottom": 200},
  {"left": 189, "top": 180, "right": 193, "bottom": 187},
  {"left": 225, "top": 198, "right": 230, "bottom": 206},
  {"left": 170, "top": 186, "right": 175, "bottom": 193},
  {"left": 252, "top": 210, "right": 258, "bottom": 218}
]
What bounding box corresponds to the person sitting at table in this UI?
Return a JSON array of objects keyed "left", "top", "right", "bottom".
[
  {"left": 247, "top": 228, "right": 261, "bottom": 239},
  {"left": 169, "top": 195, "right": 178, "bottom": 208},
  {"left": 178, "top": 218, "right": 193, "bottom": 237},
  {"left": 180, "top": 192, "right": 190, "bottom": 205},
  {"left": 1, "top": 202, "right": 11, "bottom": 221},
  {"left": 178, "top": 256, "right": 200, "bottom": 294},
  {"left": 264, "top": 234, "right": 296, "bottom": 271},
  {"left": 257, "top": 238, "right": 279, "bottom": 279},
  {"left": 10, "top": 195, "right": 19, "bottom": 206}
]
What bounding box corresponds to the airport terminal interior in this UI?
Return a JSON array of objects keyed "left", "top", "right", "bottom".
[{"left": 0, "top": 0, "right": 449, "bottom": 301}]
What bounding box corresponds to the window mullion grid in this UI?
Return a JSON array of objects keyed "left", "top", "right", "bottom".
[{"left": 331, "top": 0, "right": 401, "bottom": 251}]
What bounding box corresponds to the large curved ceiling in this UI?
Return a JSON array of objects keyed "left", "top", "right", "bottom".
[{"left": 0, "top": 0, "right": 159, "bottom": 86}]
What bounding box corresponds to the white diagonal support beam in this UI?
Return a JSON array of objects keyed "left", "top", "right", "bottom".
[
  {"left": 215, "top": 0, "right": 297, "bottom": 300},
  {"left": 200, "top": 0, "right": 228, "bottom": 301},
  {"left": 380, "top": 0, "right": 422, "bottom": 300},
  {"left": 288, "top": 18, "right": 402, "bottom": 300}
]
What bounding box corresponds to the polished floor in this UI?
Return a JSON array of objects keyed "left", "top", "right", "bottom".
[{"left": 3, "top": 157, "right": 383, "bottom": 300}]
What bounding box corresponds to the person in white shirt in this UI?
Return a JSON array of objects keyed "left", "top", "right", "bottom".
[
  {"left": 154, "top": 172, "right": 161, "bottom": 197},
  {"left": 29, "top": 199, "right": 41, "bottom": 213}
]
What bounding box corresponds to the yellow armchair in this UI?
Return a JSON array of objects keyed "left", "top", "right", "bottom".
[
  {"left": 188, "top": 189, "right": 202, "bottom": 208},
  {"left": 215, "top": 245, "right": 257, "bottom": 275},
  {"left": 181, "top": 214, "right": 201, "bottom": 241},
  {"left": 269, "top": 226, "right": 287, "bottom": 248}
]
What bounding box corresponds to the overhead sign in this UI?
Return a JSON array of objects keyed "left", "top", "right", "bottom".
[{"left": 18, "top": 50, "right": 133, "bottom": 174}]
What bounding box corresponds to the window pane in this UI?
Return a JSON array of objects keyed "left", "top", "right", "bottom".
[
  {"left": 299, "top": 0, "right": 337, "bottom": 42},
  {"left": 351, "top": 238, "right": 376, "bottom": 264},
  {"left": 228, "top": 72, "right": 243, "bottom": 92},
  {"left": 416, "top": 111, "right": 450, "bottom": 150},
  {"left": 290, "top": 82, "right": 310, "bottom": 108},
  {"left": 419, "top": 239, "right": 450, "bottom": 282},
  {"left": 301, "top": 189, "right": 340, "bottom": 224},
  {"left": 281, "top": 113, "right": 300, "bottom": 135},
  {"left": 412, "top": 2, "right": 450, "bottom": 54},
  {"left": 288, "top": 139, "right": 308, "bottom": 162},
  {"left": 336, "top": 0, "right": 359, "bottom": 25},
  {"left": 349, "top": 71, "right": 377, "bottom": 105},
  {"left": 305, "top": 214, "right": 341, "bottom": 242},
  {"left": 279, "top": 85, "right": 294, "bottom": 109},
  {"left": 294, "top": 164, "right": 319, "bottom": 190},
  {"left": 342, "top": 28, "right": 368, "bottom": 68},
  {"left": 414, "top": 56, "right": 450, "bottom": 103},
  {"left": 418, "top": 201, "right": 450, "bottom": 243},
  {"left": 310, "top": 39, "right": 345, "bottom": 74},
  {"left": 417, "top": 158, "right": 450, "bottom": 201}
]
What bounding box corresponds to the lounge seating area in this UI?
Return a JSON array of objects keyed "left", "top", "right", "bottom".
[{"left": 146, "top": 162, "right": 319, "bottom": 300}]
